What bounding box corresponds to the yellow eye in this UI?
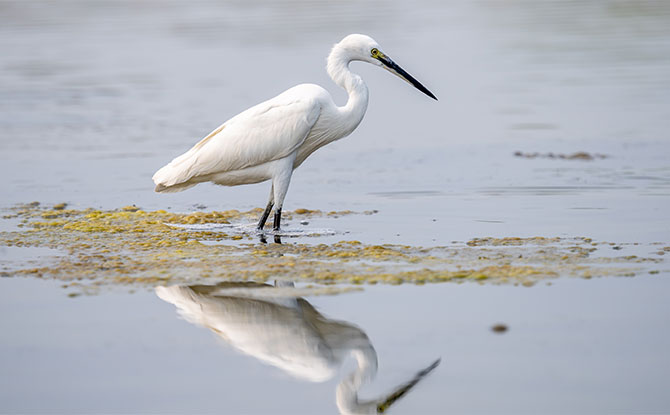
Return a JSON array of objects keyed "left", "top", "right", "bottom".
[{"left": 371, "top": 48, "right": 379, "bottom": 57}]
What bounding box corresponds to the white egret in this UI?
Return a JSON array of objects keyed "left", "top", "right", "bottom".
[
  {"left": 156, "top": 282, "right": 440, "bottom": 414},
  {"left": 153, "top": 34, "right": 436, "bottom": 231}
]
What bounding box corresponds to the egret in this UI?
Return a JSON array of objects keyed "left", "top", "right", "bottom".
[
  {"left": 156, "top": 282, "right": 440, "bottom": 414},
  {"left": 153, "top": 34, "right": 436, "bottom": 231}
]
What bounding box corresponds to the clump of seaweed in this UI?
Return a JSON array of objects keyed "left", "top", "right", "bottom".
[
  {"left": 0, "top": 203, "right": 665, "bottom": 295},
  {"left": 513, "top": 151, "right": 607, "bottom": 160}
]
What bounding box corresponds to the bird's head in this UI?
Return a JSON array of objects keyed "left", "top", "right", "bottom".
[{"left": 334, "top": 34, "right": 437, "bottom": 100}]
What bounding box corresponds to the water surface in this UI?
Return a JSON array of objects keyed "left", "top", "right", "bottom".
[{"left": 1, "top": 1, "right": 669, "bottom": 413}]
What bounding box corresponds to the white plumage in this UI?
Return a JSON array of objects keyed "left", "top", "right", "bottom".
[
  {"left": 156, "top": 283, "right": 440, "bottom": 414},
  {"left": 153, "top": 34, "right": 436, "bottom": 231}
]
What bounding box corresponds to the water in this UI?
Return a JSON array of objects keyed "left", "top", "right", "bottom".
[
  {"left": 1, "top": 1, "right": 669, "bottom": 413},
  {"left": 2, "top": 276, "right": 669, "bottom": 413}
]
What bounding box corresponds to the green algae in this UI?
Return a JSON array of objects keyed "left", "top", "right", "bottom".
[{"left": 0, "top": 204, "right": 666, "bottom": 293}]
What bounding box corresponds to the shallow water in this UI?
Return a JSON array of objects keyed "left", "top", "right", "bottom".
[
  {"left": 2, "top": 276, "right": 669, "bottom": 414},
  {"left": 1, "top": 1, "right": 670, "bottom": 413}
]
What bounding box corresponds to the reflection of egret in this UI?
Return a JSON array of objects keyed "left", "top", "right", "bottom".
[
  {"left": 156, "top": 282, "right": 439, "bottom": 414},
  {"left": 152, "top": 34, "right": 436, "bottom": 231}
]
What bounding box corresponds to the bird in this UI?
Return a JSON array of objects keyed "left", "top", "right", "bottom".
[
  {"left": 155, "top": 281, "right": 440, "bottom": 414},
  {"left": 152, "top": 34, "right": 437, "bottom": 231}
]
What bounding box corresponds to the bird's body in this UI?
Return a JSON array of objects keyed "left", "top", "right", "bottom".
[
  {"left": 155, "top": 283, "right": 375, "bottom": 384},
  {"left": 153, "top": 34, "right": 436, "bottom": 231},
  {"left": 156, "top": 282, "right": 440, "bottom": 414},
  {"left": 153, "top": 83, "right": 364, "bottom": 192}
]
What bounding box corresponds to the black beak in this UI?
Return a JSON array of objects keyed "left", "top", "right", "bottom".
[
  {"left": 379, "top": 55, "right": 437, "bottom": 100},
  {"left": 376, "top": 358, "right": 441, "bottom": 413}
]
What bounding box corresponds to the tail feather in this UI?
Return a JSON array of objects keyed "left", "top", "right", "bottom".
[
  {"left": 155, "top": 286, "right": 207, "bottom": 326},
  {"left": 152, "top": 150, "right": 201, "bottom": 193},
  {"left": 153, "top": 181, "right": 198, "bottom": 193}
]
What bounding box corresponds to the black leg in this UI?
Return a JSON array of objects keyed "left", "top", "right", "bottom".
[
  {"left": 274, "top": 235, "right": 282, "bottom": 244},
  {"left": 257, "top": 201, "right": 274, "bottom": 230},
  {"left": 273, "top": 207, "right": 282, "bottom": 231}
]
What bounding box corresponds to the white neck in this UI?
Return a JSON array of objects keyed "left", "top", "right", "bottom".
[
  {"left": 326, "top": 44, "right": 370, "bottom": 137},
  {"left": 335, "top": 345, "right": 379, "bottom": 415}
]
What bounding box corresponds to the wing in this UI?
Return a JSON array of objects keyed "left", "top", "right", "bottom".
[{"left": 153, "top": 91, "right": 321, "bottom": 190}]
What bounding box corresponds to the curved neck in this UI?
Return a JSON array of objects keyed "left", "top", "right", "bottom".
[
  {"left": 326, "top": 45, "right": 369, "bottom": 136},
  {"left": 335, "top": 345, "right": 378, "bottom": 415}
]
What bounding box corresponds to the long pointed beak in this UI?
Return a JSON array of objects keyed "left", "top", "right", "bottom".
[
  {"left": 378, "top": 55, "right": 437, "bottom": 100},
  {"left": 376, "top": 358, "right": 441, "bottom": 413}
]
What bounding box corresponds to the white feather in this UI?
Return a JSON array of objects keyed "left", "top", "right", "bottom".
[
  {"left": 152, "top": 86, "right": 322, "bottom": 191},
  {"left": 151, "top": 34, "right": 435, "bottom": 228}
]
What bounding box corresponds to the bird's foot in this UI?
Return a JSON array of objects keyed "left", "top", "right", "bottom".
[{"left": 258, "top": 232, "right": 281, "bottom": 244}]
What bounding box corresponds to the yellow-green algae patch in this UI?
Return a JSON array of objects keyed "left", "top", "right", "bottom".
[{"left": 0, "top": 204, "right": 665, "bottom": 294}]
